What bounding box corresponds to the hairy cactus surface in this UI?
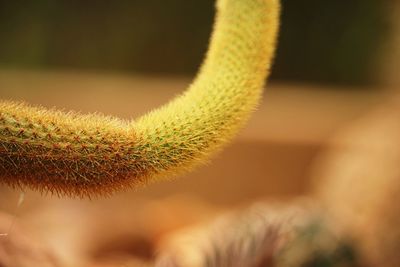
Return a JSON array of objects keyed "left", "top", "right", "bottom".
[{"left": 0, "top": 0, "right": 280, "bottom": 197}]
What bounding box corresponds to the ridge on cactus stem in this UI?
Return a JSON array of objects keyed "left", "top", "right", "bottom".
[{"left": 0, "top": 0, "right": 280, "bottom": 197}]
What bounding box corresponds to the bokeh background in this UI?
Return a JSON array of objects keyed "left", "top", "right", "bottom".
[
  {"left": 0, "top": 1, "right": 399, "bottom": 266},
  {"left": 0, "top": 0, "right": 397, "bottom": 86}
]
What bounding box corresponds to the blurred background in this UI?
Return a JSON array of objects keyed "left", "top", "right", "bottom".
[
  {"left": 0, "top": 1, "right": 399, "bottom": 266},
  {"left": 0, "top": 0, "right": 398, "bottom": 86}
]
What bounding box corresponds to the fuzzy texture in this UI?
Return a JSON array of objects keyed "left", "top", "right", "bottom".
[
  {"left": 155, "top": 202, "right": 361, "bottom": 267},
  {"left": 0, "top": 0, "right": 280, "bottom": 197},
  {"left": 155, "top": 203, "right": 304, "bottom": 267}
]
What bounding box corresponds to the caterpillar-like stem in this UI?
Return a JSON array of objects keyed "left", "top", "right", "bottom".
[{"left": 0, "top": 0, "right": 280, "bottom": 197}]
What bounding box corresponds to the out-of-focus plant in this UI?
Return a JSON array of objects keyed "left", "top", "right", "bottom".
[{"left": 156, "top": 202, "right": 362, "bottom": 267}]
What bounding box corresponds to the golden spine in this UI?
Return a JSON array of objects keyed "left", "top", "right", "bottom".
[{"left": 0, "top": 0, "right": 280, "bottom": 197}]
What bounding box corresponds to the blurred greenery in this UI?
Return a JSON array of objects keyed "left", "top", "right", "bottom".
[
  {"left": 275, "top": 0, "right": 390, "bottom": 86},
  {"left": 0, "top": 1, "right": 214, "bottom": 74},
  {"left": 0, "top": 0, "right": 391, "bottom": 86}
]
